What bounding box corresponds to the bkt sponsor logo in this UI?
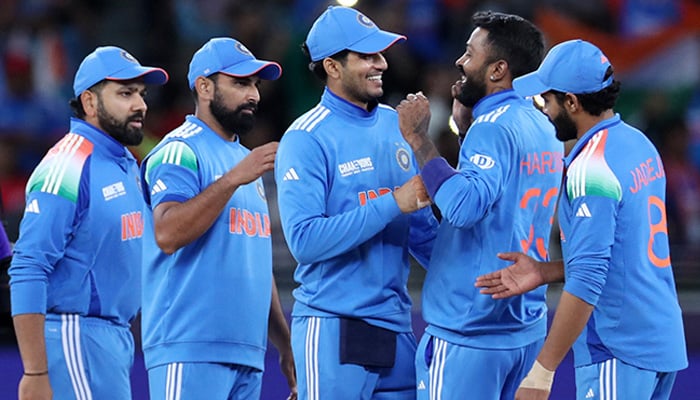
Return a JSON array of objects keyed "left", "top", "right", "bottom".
[
  {"left": 358, "top": 186, "right": 399, "bottom": 206},
  {"left": 229, "top": 208, "right": 271, "bottom": 238},
  {"left": 121, "top": 212, "right": 143, "bottom": 241}
]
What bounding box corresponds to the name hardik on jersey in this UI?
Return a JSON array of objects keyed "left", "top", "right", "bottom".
[
  {"left": 140, "top": 115, "right": 273, "bottom": 371},
  {"left": 10, "top": 117, "right": 143, "bottom": 325},
  {"left": 275, "top": 88, "right": 438, "bottom": 333},
  {"left": 422, "top": 90, "right": 564, "bottom": 349},
  {"left": 559, "top": 114, "right": 687, "bottom": 372}
]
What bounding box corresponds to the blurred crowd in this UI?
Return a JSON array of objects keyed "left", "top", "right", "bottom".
[{"left": 0, "top": 0, "right": 699, "bottom": 282}]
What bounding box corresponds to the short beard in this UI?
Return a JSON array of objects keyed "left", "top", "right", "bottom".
[
  {"left": 210, "top": 87, "right": 257, "bottom": 138},
  {"left": 96, "top": 98, "right": 144, "bottom": 146},
  {"left": 552, "top": 109, "right": 578, "bottom": 142},
  {"left": 455, "top": 65, "right": 488, "bottom": 108}
]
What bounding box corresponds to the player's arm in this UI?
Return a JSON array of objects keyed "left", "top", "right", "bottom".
[
  {"left": 518, "top": 193, "right": 617, "bottom": 398},
  {"left": 476, "top": 253, "right": 565, "bottom": 298},
  {"left": 146, "top": 141, "right": 277, "bottom": 254},
  {"left": 516, "top": 291, "right": 594, "bottom": 400},
  {"left": 397, "top": 92, "right": 439, "bottom": 168},
  {"left": 10, "top": 167, "right": 86, "bottom": 399},
  {"left": 267, "top": 276, "right": 297, "bottom": 400},
  {"left": 13, "top": 313, "right": 52, "bottom": 400},
  {"left": 276, "top": 131, "right": 426, "bottom": 264}
]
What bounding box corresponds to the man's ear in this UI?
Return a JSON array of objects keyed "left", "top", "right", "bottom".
[{"left": 323, "top": 57, "right": 341, "bottom": 80}]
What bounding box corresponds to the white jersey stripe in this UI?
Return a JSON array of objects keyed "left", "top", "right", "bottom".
[
  {"left": 50, "top": 135, "right": 84, "bottom": 195},
  {"left": 305, "top": 317, "right": 320, "bottom": 400},
  {"left": 429, "top": 337, "right": 446, "bottom": 400},
  {"left": 43, "top": 133, "right": 81, "bottom": 194},
  {"left": 61, "top": 314, "right": 93, "bottom": 400},
  {"left": 293, "top": 106, "right": 324, "bottom": 131},
  {"left": 305, "top": 108, "right": 330, "bottom": 132}
]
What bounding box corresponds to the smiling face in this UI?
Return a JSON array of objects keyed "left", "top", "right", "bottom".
[
  {"left": 92, "top": 80, "right": 148, "bottom": 146},
  {"left": 453, "top": 27, "right": 492, "bottom": 108},
  {"left": 327, "top": 51, "right": 388, "bottom": 109}
]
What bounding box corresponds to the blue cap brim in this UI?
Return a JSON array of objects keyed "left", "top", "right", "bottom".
[
  {"left": 346, "top": 31, "right": 406, "bottom": 56},
  {"left": 512, "top": 71, "right": 551, "bottom": 98},
  {"left": 220, "top": 60, "right": 282, "bottom": 81},
  {"left": 107, "top": 66, "right": 169, "bottom": 85}
]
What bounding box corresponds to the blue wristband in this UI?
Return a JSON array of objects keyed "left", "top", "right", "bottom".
[{"left": 421, "top": 157, "right": 457, "bottom": 199}]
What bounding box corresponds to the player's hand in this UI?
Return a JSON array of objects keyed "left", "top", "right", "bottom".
[
  {"left": 475, "top": 252, "right": 545, "bottom": 299},
  {"left": 397, "top": 92, "right": 431, "bottom": 147},
  {"left": 393, "top": 175, "right": 431, "bottom": 213},
  {"left": 228, "top": 141, "right": 278, "bottom": 185},
  {"left": 515, "top": 387, "right": 550, "bottom": 400},
  {"left": 278, "top": 347, "right": 297, "bottom": 400},
  {"left": 18, "top": 374, "right": 52, "bottom": 400}
]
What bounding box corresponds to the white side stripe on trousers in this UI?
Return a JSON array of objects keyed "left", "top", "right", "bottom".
[
  {"left": 429, "top": 337, "right": 447, "bottom": 400},
  {"left": 166, "top": 362, "right": 183, "bottom": 400},
  {"left": 61, "top": 314, "right": 93, "bottom": 400},
  {"left": 599, "top": 358, "right": 617, "bottom": 400},
  {"left": 305, "top": 317, "right": 320, "bottom": 400}
]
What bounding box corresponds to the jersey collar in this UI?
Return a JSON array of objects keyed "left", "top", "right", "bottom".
[
  {"left": 321, "top": 87, "right": 379, "bottom": 124},
  {"left": 564, "top": 114, "right": 622, "bottom": 167},
  {"left": 69, "top": 117, "right": 134, "bottom": 160}
]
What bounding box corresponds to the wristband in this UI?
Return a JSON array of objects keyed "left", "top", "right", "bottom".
[
  {"left": 519, "top": 360, "right": 554, "bottom": 391},
  {"left": 24, "top": 370, "right": 49, "bottom": 376}
]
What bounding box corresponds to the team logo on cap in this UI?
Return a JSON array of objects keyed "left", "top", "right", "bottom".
[
  {"left": 396, "top": 147, "right": 411, "bottom": 171},
  {"left": 357, "top": 13, "right": 376, "bottom": 28},
  {"left": 235, "top": 42, "right": 253, "bottom": 57},
  {"left": 120, "top": 50, "right": 138, "bottom": 64}
]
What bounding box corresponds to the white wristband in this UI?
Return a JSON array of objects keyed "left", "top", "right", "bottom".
[{"left": 519, "top": 360, "right": 555, "bottom": 392}]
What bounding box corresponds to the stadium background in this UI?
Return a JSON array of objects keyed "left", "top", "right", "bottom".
[{"left": 0, "top": 0, "right": 698, "bottom": 398}]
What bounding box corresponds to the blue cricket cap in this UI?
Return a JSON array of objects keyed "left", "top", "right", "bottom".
[
  {"left": 513, "top": 39, "right": 613, "bottom": 97},
  {"left": 73, "top": 46, "right": 168, "bottom": 97},
  {"left": 305, "top": 6, "right": 406, "bottom": 62},
  {"left": 187, "top": 37, "right": 282, "bottom": 89}
]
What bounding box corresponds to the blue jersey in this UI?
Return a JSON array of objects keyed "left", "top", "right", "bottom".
[
  {"left": 275, "top": 88, "right": 438, "bottom": 333},
  {"left": 10, "top": 118, "right": 143, "bottom": 326},
  {"left": 559, "top": 114, "right": 687, "bottom": 372},
  {"left": 422, "top": 90, "right": 563, "bottom": 349},
  {"left": 140, "top": 115, "right": 273, "bottom": 371}
]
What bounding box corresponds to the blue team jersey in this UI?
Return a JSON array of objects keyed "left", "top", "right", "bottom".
[
  {"left": 559, "top": 114, "right": 688, "bottom": 372},
  {"left": 10, "top": 118, "right": 143, "bottom": 326},
  {"left": 140, "top": 115, "right": 273, "bottom": 371},
  {"left": 422, "top": 90, "right": 563, "bottom": 349},
  {"left": 275, "top": 88, "right": 438, "bottom": 333}
]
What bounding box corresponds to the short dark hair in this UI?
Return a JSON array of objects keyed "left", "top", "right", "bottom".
[
  {"left": 551, "top": 66, "right": 621, "bottom": 116},
  {"left": 302, "top": 42, "right": 350, "bottom": 82},
  {"left": 472, "top": 11, "right": 544, "bottom": 78},
  {"left": 69, "top": 80, "right": 107, "bottom": 118}
]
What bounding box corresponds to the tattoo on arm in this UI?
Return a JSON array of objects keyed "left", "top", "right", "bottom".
[{"left": 412, "top": 137, "right": 440, "bottom": 169}]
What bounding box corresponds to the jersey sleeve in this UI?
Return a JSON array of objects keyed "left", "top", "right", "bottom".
[
  {"left": 562, "top": 152, "right": 622, "bottom": 306},
  {"left": 430, "top": 122, "right": 513, "bottom": 229},
  {"left": 408, "top": 206, "right": 438, "bottom": 268},
  {"left": 9, "top": 137, "right": 92, "bottom": 315},
  {"left": 275, "top": 130, "right": 402, "bottom": 265},
  {"left": 142, "top": 140, "right": 200, "bottom": 208}
]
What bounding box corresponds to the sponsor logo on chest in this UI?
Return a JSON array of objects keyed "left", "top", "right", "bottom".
[
  {"left": 338, "top": 157, "right": 374, "bottom": 177},
  {"left": 102, "top": 181, "right": 126, "bottom": 201}
]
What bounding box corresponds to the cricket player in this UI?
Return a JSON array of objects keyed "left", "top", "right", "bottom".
[
  {"left": 275, "top": 6, "right": 438, "bottom": 400},
  {"left": 10, "top": 46, "right": 168, "bottom": 400}
]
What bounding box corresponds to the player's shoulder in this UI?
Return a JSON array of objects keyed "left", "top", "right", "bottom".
[
  {"left": 287, "top": 104, "right": 333, "bottom": 136},
  {"left": 567, "top": 130, "right": 622, "bottom": 201},
  {"left": 26, "top": 133, "right": 95, "bottom": 201}
]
